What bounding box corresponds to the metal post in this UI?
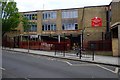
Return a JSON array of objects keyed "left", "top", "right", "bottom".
[
  {"left": 79, "top": 34, "right": 82, "bottom": 59},
  {"left": 63, "top": 33, "right": 65, "bottom": 57},
  {"left": 28, "top": 35, "right": 29, "bottom": 53},
  {"left": 70, "top": 34, "right": 73, "bottom": 49},
  {"left": 92, "top": 49, "right": 94, "bottom": 61},
  {"left": 54, "top": 44, "right": 56, "bottom": 56},
  {"left": 91, "top": 43, "right": 95, "bottom": 61}
]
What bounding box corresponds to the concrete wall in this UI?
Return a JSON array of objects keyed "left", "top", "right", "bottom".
[
  {"left": 112, "top": 38, "right": 118, "bottom": 56},
  {"left": 83, "top": 6, "right": 106, "bottom": 28},
  {"left": 111, "top": 2, "right": 120, "bottom": 25},
  {"left": 111, "top": 2, "right": 120, "bottom": 56},
  {"left": 83, "top": 6, "right": 107, "bottom": 41}
]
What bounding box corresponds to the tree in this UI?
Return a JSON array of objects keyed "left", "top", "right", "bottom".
[
  {"left": 22, "top": 16, "right": 31, "bottom": 32},
  {"left": 1, "top": 0, "right": 20, "bottom": 37}
]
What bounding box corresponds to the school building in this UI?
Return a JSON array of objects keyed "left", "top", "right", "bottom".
[{"left": 3, "top": 1, "right": 120, "bottom": 56}]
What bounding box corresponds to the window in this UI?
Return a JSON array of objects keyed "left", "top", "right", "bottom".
[
  {"left": 33, "top": 14, "right": 37, "bottom": 20},
  {"left": 62, "top": 23, "right": 78, "bottom": 30},
  {"left": 48, "top": 13, "right": 50, "bottom": 18},
  {"left": 43, "top": 14, "right": 44, "bottom": 20},
  {"left": 30, "top": 24, "right": 37, "bottom": 32},
  {"left": 42, "top": 11, "right": 57, "bottom": 20},
  {"left": 42, "top": 24, "right": 56, "bottom": 31},
  {"left": 42, "top": 25, "right": 44, "bottom": 31},
  {"left": 48, "top": 25, "right": 50, "bottom": 30},
  {"left": 33, "top": 24, "right": 37, "bottom": 31},
  {"left": 29, "top": 14, "right": 32, "bottom": 20},
  {"left": 53, "top": 24, "right": 56, "bottom": 30},
  {"left": 24, "top": 14, "right": 37, "bottom": 20},
  {"left": 24, "top": 22, "right": 37, "bottom": 32},
  {"left": 62, "top": 9, "right": 78, "bottom": 18},
  {"left": 45, "top": 24, "right": 48, "bottom": 31},
  {"left": 51, "top": 24, "right": 53, "bottom": 30},
  {"left": 75, "top": 23, "right": 78, "bottom": 30},
  {"left": 62, "top": 25, "right": 65, "bottom": 30},
  {"left": 45, "top": 13, "right": 47, "bottom": 19}
]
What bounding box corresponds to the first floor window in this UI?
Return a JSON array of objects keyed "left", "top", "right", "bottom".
[
  {"left": 24, "top": 22, "right": 37, "bottom": 32},
  {"left": 42, "top": 24, "right": 56, "bottom": 31}
]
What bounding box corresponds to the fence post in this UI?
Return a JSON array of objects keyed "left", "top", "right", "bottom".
[
  {"left": 63, "top": 33, "right": 65, "bottom": 57},
  {"left": 28, "top": 35, "right": 30, "bottom": 53},
  {"left": 90, "top": 43, "right": 95, "bottom": 61},
  {"left": 92, "top": 49, "right": 95, "bottom": 61},
  {"left": 54, "top": 44, "right": 56, "bottom": 56},
  {"left": 79, "top": 34, "right": 82, "bottom": 59}
]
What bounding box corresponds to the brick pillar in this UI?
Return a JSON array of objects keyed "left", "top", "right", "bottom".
[
  {"left": 56, "top": 10, "right": 62, "bottom": 34},
  {"left": 37, "top": 11, "right": 42, "bottom": 35}
]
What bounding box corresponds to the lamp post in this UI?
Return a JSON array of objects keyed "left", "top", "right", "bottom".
[
  {"left": 79, "top": 28, "right": 85, "bottom": 59},
  {"left": 63, "top": 33, "right": 65, "bottom": 57},
  {"left": 105, "top": 6, "right": 111, "bottom": 40}
]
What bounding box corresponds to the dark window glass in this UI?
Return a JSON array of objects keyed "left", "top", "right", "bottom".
[
  {"left": 48, "top": 13, "right": 50, "bottom": 18},
  {"left": 30, "top": 14, "right": 32, "bottom": 20},
  {"left": 54, "top": 24, "right": 56, "bottom": 30},
  {"left": 75, "top": 24, "right": 78, "bottom": 30},
  {"left": 51, "top": 24, "right": 53, "bottom": 30},
  {"left": 35, "top": 14, "right": 37, "bottom": 20},
  {"left": 43, "top": 14, "right": 44, "bottom": 19},
  {"left": 42, "top": 25, "right": 44, "bottom": 31},
  {"left": 35, "top": 25, "right": 37, "bottom": 31},
  {"left": 45, "top": 13, "right": 47, "bottom": 19},
  {"left": 32, "top": 14, "right": 34, "bottom": 20},
  {"left": 45, "top": 25, "right": 47, "bottom": 31},
  {"left": 48, "top": 25, "right": 50, "bottom": 30},
  {"left": 62, "top": 25, "right": 65, "bottom": 30}
]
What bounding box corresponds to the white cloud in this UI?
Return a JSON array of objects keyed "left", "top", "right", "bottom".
[{"left": 14, "top": 0, "right": 112, "bottom": 12}]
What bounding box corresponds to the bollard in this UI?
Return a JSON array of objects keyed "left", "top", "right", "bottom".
[
  {"left": 90, "top": 43, "right": 95, "bottom": 61},
  {"left": 54, "top": 45, "right": 56, "bottom": 56},
  {"left": 92, "top": 49, "right": 94, "bottom": 61},
  {"left": 79, "top": 48, "right": 82, "bottom": 59}
]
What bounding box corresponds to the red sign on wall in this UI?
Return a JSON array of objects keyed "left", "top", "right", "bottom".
[{"left": 91, "top": 17, "right": 102, "bottom": 27}]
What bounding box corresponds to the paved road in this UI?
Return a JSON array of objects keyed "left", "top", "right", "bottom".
[{"left": 2, "top": 50, "right": 119, "bottom": 79}]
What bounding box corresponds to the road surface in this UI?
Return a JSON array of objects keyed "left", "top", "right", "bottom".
[{"left": 2, "top": 50, "right": 119, "bottom": 79}]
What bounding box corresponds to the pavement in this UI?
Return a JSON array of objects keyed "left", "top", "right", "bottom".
[{"left": 2, "top": 47, "right": 120, "bottom": 67}]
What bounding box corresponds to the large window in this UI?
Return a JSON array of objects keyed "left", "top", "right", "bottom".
[
  {"left": 42, "top": 11, "right": 57, "bottom": 20},
  {"left": 24, "top": 14, "right": 37, "bottom": 20},
  {"left": 42, "top": 24, "right": 56, "bottom": 31},
  {"left": 62, "top": 9, "right": 78, "bottom": 18},
  {"left": 62, "top": 23, "right": 78, "bottom": 30},
  {"left": 24, "top": 22, "right": 37, "bottom": 32},
  {"left": 31, "top": 24, "right": 37, "bottom": 32}
]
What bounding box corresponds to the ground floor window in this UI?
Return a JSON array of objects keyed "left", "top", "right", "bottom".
[
  {"left": 24, "top": 22, "right": 37, "bottom": 32},
  {"left": 62, "top": 23, "right": 78, "bottom": 30}
]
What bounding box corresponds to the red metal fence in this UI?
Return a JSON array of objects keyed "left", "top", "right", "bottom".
[
  {"left": 19, "top": 40, "right": 71, "bottom": 51},
  {"left": 2, "top": 36, "right": 112, "bottom": 51},
  {"left": 83, "top": 40, "right": 112, "bottom": 51}
]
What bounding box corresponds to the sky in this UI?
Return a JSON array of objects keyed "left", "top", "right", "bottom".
[{"left": 14, "top": 0, "right": 112, "bottom": 12}]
